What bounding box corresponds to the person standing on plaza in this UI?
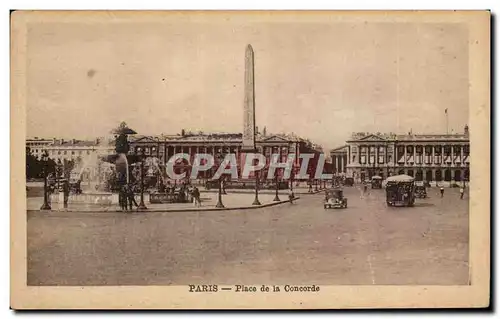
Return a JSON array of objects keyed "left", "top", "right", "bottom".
[
  {"left": 192, "top": 186, "right": 201, "bottom": 207},
  {"left": 289, "top": 188, "right": 295, "bottom": 204},
  {"left": 460, "top": 186, "right": 465, "bottom": 199},
  {"left": 440, "top": 186, "right": 445, "bottom": 198},
  {"left": 119, "top": 185, "right": 127, "bottom": 211},
  {"left": 127, "top": 183, "right": 139, "bottom": 211}
]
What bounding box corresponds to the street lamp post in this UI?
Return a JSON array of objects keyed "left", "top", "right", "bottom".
[
  {"left": 252, "top": 156, "right": 261, "bottom": 205},
  {"left": 273, "top": 173, "right": 280, "bottom": 202},
  {"left": 216, "top": 151, "right": 225, "bottom": 208},
  {"left": 222, "top": 177, "right": 227, "bottom": 195},
  {"left": 137, "top": 148, "right": 148, "bottom": 210},
  {"left": 40, "top": 151, "right": 51, "bottom": 211}
]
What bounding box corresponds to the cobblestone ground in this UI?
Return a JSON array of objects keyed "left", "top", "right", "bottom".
[{"left": 27, "top": 187, "right": 469, "bottom": 286}]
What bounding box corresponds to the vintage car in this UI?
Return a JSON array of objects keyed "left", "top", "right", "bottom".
[
  {"left": 343, "top": 177, "right": 354, "bottom": 187},
  {"left": 324, "top": 188, "right": 348, "bottom": 209},
  {"left": 371, "top": 175, "right": 383, "bottom": 189},
  {"left": 385, "top": 174, "right": 416, "bottom": 207}
]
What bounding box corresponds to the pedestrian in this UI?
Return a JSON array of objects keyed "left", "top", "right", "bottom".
[
  {"left": 440, "top": 186, "right": 444, "bottom": 198},
  {"left": 308, "top": 183, "right": 313, "bottom": 193},
  {"left": 288, "top": 188, "right": 295, "bottom": 204},
  {"left": 119, "top": 185, "right": 127, "bottom": 211},
  {"left": 63, "top": 180, "right": 70, "bottom": 209},
  {"left": 192, "top": 186, "right": 201, "bottom": 207},
  {"left": 460, "top": 186, "right": 464, "bottom": 199},
  {"left": 127, "top": 184, "right": 139, "bottom": 210}
]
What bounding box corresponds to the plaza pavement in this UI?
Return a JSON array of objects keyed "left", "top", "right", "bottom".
[{"left": 27, "top": 186, "right": 469, "bottom": 286}]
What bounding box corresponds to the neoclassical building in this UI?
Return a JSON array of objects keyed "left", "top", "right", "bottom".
[
  {"left": 128, "top": 129, "right": 329, "bottom": 181},
  {"left": 339, "top": 126, "right": 470, "bottom": 183},
  {"left": 330, "top": 145, "right": 348, "bottom": 175},
  {"left": 26, "top": 137, "right": 114, "bottom": 161}
]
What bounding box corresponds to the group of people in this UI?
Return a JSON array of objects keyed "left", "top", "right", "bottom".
[
  {"left": 118, "top": 184, "right": 139, "bottom": 211},
  {"left": 439, "top": 185, "right": 466, "bottom": 199},
  {"left": 157, "top": 180, "right": 203, "bottom": 206}
]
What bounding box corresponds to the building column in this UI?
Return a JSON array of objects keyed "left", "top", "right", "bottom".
[
  {"left": 413, "top": 145, "right": 417, "bottom": 167},
  {"left": 404, "top": 145, "right": 407, "bottom": 166},
  {"left": 442, "top": 144, "right": 446, "bottom": 164},
  {"left": 450, "top": 144, "right": 454, "bottom": 166},
  {"left": 431, "top": 144, "right": 435, "bottom": 164}
]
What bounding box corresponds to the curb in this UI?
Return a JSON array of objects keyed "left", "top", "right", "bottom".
[
  {"left": 201, "top": 189, "right": 326, "bottom": 195},
  {"left": 27, "top": 196, "right": 301, "bottom": 214}
]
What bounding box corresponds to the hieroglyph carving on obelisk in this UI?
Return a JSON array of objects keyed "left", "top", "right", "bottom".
[{"left": 242, "top": 44, "right": 257, "bottom": 152}]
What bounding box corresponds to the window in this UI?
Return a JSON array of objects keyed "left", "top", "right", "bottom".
[
  {"left": 86, "top": 150, "right": 90, "bottom": 155},
  {"left": 71, "top": 151, "right": 75, "bottom": 155},
  {"left": 63, "top": 151, "right": 67, "bottom": 155},
  {"left": 58, "top": 151, "right": 61, "bottom": 155},
  {"left": 379, "top": 146, "right": 385, "bottom": 153},
  {"left": 463, "top": 145, "right": 470, "bottom": 155}
]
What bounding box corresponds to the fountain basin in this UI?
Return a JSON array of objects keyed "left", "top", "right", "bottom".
[
  {"left": 50, "top": 192, "right": 118, "bottom": 205},
  {"left": 49, "top": 192, "right": 151, "bottom": 206}
]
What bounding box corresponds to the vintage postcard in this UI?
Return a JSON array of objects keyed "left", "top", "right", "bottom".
[{"left": 11, "top": 10, "right": 490, "bottom": 309}]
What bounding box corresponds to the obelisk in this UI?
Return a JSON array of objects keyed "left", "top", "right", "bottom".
[{"left": 241, "top": 44, "right": 257, "bottom": 152}]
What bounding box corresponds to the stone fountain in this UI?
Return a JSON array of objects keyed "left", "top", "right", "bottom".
[{"left": 49, "top": 122, "right": 143, "bottom": 208}]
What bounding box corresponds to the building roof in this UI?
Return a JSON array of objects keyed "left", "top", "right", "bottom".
[
  {"left": 128, "top": 131, "right": 323, "bottom": 148},
  {"left": 348, "top": 131, "right": 469, "bottom": 143},
  {"left": 395, "top": 133, "right": 469, "bottom": 141},
  {"left": 330, "top": 145, "right": 348, "bottom": 153}
]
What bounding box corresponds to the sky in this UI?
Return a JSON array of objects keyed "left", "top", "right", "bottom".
[{"left": 26, "top": 14, "right": 469, "bottom": 149}]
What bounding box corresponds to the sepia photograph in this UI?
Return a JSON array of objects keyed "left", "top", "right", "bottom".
[{"left": 10, "top": 10, "right": 490, "bottom": 309}]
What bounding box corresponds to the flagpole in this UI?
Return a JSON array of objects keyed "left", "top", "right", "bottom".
[{"left": 445, "top": 109, "right": 449, "bottom": 134}]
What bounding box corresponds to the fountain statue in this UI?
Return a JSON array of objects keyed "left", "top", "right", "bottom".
[
  {"left": 101, "top": 121, "right": 141, "bottom": 190},
  {"left": 50, "top": 122, "right": 144, "bottom": 208}
]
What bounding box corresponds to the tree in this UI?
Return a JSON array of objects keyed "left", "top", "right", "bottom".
[{"left": 25, "top": 147, "right": 41, "bottom": 179}]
